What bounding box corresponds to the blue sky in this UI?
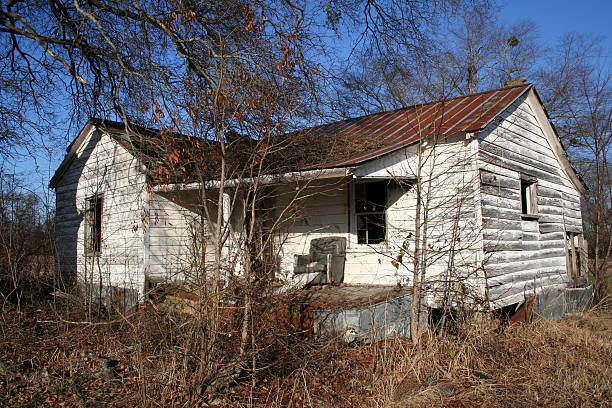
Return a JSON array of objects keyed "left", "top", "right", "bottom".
[{"left": 500, "top": 0, "right": 612, "bottom": 48}]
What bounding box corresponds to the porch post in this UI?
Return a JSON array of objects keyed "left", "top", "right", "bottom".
[{"left": 222, "top": 191, "right": 231, "bottom": 272}]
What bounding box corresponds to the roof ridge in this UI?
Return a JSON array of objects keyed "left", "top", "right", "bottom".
[
  {"left": 87, "top": 117, "right": 198, "bottom": 140},
  {"left": 299, "top": 83, "right": 532, "bottom": 134}
]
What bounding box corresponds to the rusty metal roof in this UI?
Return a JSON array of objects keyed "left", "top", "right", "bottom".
[
  {"left": 50, "top": 84, "right": 533, "bottom": 188},
  {"left": 305, "top": 83, "right": 532, "bottom": 168}
]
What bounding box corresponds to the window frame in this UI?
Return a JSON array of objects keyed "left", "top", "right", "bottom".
[
  {"left": 85, "top": 194, "right": 103, "bottom": 256},
  {"left": 520, "top": 176, "right": 538, "bottom": 219},
  {"left": 354, "top": 180, "right": 387, "bottom": 245},
  {"left": 565, "top": 232, "right": 584, "bottom": 282}
]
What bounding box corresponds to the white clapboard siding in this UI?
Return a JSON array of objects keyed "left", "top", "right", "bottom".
[
  {"left": 275, "top": 135, "right": 482, "bottom": 292},
  {"left": 147, "top": 191, "right": 202, "bottom": 280},
  {"left": 53, "top": 89, "right": 584, "bottom": 311},
  {"left": 54, "top": 129, "right": 148, "bottom": 296},
  {"left": 273, "top": 179, "right": 349, "bottom": 277},
  {"left": 478, "top": 94, "right": 582, "bottom": 308}
]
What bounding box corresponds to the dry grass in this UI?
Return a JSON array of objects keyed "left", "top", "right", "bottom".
[
  {"left": 0, "top": 300, "right": 610, "bottom": 407},
  {"left": 365, "top": 306, "right": 612, "bottom": 407}
]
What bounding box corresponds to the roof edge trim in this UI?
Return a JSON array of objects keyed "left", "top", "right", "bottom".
[
  {"left": 525, "top": 88, "right": 588, "bottom": 194},
  {"left": 477, "top": 84, "right": 534, "bottom": 132},
  {"left": 49, "top": 120, "right": 98, "bottom": 189}
]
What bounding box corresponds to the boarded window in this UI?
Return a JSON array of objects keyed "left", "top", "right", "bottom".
[
  {"left": 566, "top": 232, "right": 584, "bottom": 282},
  {"left": 355, "top": 181, "right": 386, "bottom": 244},
  {"left": 85, "top": 195, "right": 103, "bottom": 255},
  {"left": 520, "top": 177, "right": 537, "bottom": 216}
]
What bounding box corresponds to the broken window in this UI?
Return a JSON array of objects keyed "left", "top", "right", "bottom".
[
  {"left": 566, "top": 232, "right": 584, "bottom": 283},
  {"left": 520, "top": 176, "right": 538, "bottom": 217},
  {"left": 85, "top": 194, "right": 103, "bottom": 255},
  {"left": 355, "top": 181, "right": 386, "bottom": 244}
]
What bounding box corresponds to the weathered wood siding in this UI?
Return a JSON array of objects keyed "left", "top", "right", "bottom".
[
  {"left": 147, "top": 191, "right": 200, "bottom": 281},
  {"left": 147, "top": 187, "right": 254, "bottom": 283},
  {"left": 352, "top": 137, "right": 482, "bottom": 291},
  {"left": 54, "top": 129, "right": 148, "bottom": 296},
  {"left": 478, "top": 94, "right": 583, "bottom": 308},
  {"left": 54, "top": 90, "right": 581, "bottom": 312}
]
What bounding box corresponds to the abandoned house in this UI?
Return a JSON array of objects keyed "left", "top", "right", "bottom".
[{"left": 50, "top": 83, "right": 587, "bottom": 312}]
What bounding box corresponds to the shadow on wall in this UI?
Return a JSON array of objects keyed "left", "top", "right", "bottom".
[{"left": 56, "top": 131, "right": 103, "bottom": 288}]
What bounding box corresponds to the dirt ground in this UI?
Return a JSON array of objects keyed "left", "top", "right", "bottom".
[{"left": 1, "top": 300, "right": 610, "bottom": 407}]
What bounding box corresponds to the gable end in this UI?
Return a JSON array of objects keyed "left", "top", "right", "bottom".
[{"left": 525, "top": 89, "right": 587, "bottom": 195}]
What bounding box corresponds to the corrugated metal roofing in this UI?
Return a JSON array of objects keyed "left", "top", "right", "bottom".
[
  {"left": 50, "top": 84, "right": 533, "bottom": 187},
  {"left": 306, "top": 83, "right": 531, "bottom": 168}
]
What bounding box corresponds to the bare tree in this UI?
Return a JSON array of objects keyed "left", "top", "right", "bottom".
[
  {"left": 434, "top": 0, "right": 539, "bottom": 94},
  {"left": 0, "top": 171, "right": 54, "bottom": 309},
  {"left": 332, "top": 0, "right": 540, "bottom": 120},
  {"left": 0, "top": 2, "right": 474, "bottom": 399},
  {"left": 536, "top": 34, "right": 612, "bottom": 299}
]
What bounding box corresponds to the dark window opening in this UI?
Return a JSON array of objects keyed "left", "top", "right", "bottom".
[
  {"left": 520, "top": 177, "right": 537, "bottom": 216},
  {"left": 85, "top": 195, "right": 103, "bottom": 255},
  {"left": 355, "top": 181, "right": 386, "bottom": 244}
]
